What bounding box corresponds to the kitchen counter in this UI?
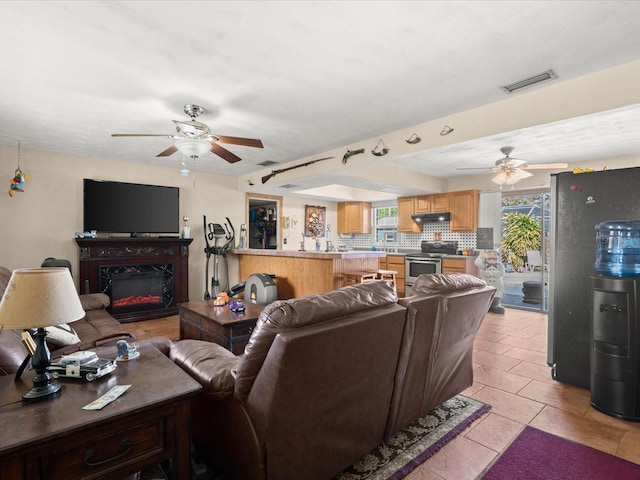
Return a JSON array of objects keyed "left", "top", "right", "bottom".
[
  {"left": 230, "top": 249, "right": 386, "bottom": 299},
  {"left": 230, "top": 249, "right": 386, "bottom": 259}
]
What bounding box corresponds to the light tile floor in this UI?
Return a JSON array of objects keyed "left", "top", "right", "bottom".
[
  {"left": 128, "top": 309, "right": 640, "bottom": 480},
  {"left": 406, "top": 308, "right": 640, "bottom": 480}
]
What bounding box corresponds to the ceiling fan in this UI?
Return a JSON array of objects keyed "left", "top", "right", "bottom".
[
  {"left": 112, "top": 104, "right": 263, "bottom": 163},
  {"left": 459, "top": 146, "right": 568, "bottom": 188}
]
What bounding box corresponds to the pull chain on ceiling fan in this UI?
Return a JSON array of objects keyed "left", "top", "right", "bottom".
[{"left": 111, "top": 104, "right": 263, "bottom": 163}]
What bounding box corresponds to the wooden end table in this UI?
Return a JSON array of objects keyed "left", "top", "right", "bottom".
[
  {"left": 179, "top": 300, "right": 266, "bottom": 354},
  {"left": 0, "top": 346, "right": 201, "bottom": 480}
]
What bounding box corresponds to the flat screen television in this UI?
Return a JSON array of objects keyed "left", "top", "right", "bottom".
[{"left": 83, "top": 179, "right": 179, "bottom": 235}]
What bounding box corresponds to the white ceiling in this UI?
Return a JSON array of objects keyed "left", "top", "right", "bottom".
[{"left": 1, "top": 1, "right": 640, "bottom": 201}]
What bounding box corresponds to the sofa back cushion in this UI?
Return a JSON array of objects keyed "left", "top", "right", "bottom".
[
  {"left": 411, "top": 272, "right": 488, "bottom": 294},
  {"left": 245, "top": 296, "right": 407, "bottom": 480},
  {"left": 385, "top": 273, "right": 495, "bottom": 438},
  {"left": 234, "top": 280, "right": 398, "bottom": 402}
]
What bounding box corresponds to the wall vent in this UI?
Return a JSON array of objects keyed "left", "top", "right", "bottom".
[
  {"left": 500, "top": 69, "right": 558, "bottom": 94},
  {"left": 257, "top": 160, "right": 278, "bottom": 167}
]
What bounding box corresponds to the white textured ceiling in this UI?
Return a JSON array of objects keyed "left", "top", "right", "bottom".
[{"left": 1, "top": 1, "right": 640, "bottom": 200}]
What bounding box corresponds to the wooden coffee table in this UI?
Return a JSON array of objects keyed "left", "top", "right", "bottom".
[
  {"left": 178, "top": 300, "right": 266, "bottom": 354},
  {"left": 0, "top": 345, "right": 201, "bottom": 480}
]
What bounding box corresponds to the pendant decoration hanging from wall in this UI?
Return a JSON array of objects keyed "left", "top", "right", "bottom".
[
  {"left": 371, "top": 139, "right": 389, "bottom": 157},
  {"left": 9, "top": 141, "right": 31, "bottom": 197}
]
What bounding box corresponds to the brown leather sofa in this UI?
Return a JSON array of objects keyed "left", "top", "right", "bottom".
[
  {"left": 170, "top": 274, "right": 495, "bottom": 480},
  {"left": 0, "top": 266, "right": 171, "bottom": 376},
  {"left": 385, "top": 273, "right": 496, "bottom": 438}
]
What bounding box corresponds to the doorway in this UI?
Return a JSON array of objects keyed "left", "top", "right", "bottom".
[
  {"left": 500, "top": 189, "right": 550, "bottom": 312},
  {"left": 246, "top": 193, "right": 283, "bottom": 249}
]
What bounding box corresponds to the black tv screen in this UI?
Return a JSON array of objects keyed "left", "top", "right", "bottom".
[{"left": 83, "top": 179, "right": 179, "bottom": 234}]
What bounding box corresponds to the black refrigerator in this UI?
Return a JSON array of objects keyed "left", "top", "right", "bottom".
[{"left": 549, "top": 166, "right": 640, "bottom": 389}]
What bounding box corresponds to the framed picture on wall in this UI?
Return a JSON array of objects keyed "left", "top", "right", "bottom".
[{"left": 304, "top": 205, "right": 326, "bottom": 237}]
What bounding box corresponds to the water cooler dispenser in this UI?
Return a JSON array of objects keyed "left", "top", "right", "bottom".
[{"left": 590, "top": 221, "right": 640, "bottom": 421}]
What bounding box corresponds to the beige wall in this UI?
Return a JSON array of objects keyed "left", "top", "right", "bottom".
[
  {"left": 0, "top": 145, "right": 245, "bottom": 301},
  {"left": 1, "top": 146, "right": 638, "bottom": 303}
]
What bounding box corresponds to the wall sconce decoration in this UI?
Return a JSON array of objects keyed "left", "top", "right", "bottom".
[
  {"left": 405, "top": 133, "right": 421, "bottom": 144},
  {"left": 440, "top": 125, "right": 454, "bottom": 136},
  {"left": 9, "top": 141, "right": 31, "bottom": 197},
  {"left": 371, "top": 139, "right": 389, "bottom": 157},
  {"left": 342, "top": 148, "right": 365, "bottom": 165}
]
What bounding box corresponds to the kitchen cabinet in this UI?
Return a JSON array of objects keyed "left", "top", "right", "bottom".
[
  {"left": 414, "top": 195, "right": 431, "bottom": 214},
  {"left": 415, "top": 193, "right": 449, "bottom": 214},
  {"left": 442, "top": 257, "right": 478, "bottom": 275},
  {"left": 431, "top": 193, "right": 450, "bottom": 212},
  {"left": 379, "top": 255, "right": 406, "bottom": 297},
  {"left": 414, "top": 192, "right": 449, "bottom": 213},
  {"left": 397, "top": 196, "right": 421, "bottom": 233},
  {"left": 449, "top": 189, "right": 479, "bottom": 232},
  {"left": 337, "top": 202, "right": 371, "bottom": 234}
]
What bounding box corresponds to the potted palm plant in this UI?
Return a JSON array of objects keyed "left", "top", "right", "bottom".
[{"left": 501, "top": 212, "right": 541, "bottom": 270}]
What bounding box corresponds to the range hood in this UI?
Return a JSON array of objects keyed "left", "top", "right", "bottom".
[{"left": 411, "top": 212, "right": 451, "bottom": 223}]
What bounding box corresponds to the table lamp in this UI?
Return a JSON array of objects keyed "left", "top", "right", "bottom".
[{"left": 0, "top": 267, "right": 85, "bottom": 402}]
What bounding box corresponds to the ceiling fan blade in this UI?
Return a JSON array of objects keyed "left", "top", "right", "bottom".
[
  {"left": 521, "top": 163, "right": 569, "bottom": 170},
  {"left": 156, "top": 144, "right": 178, "bottom": 157},
  {"left": 456, "top": 166, "right": 494, "bottom": 170},
  {"left": 211, "top": 142, "right": 242, "bottom": 163},
  {"left": 507, "top": 159, "right": 527, "bottom": 168},
  {"left": 112, "top": 133, "right": 175, "bottom": 138},
  {"left": 215, "top": 135, "right": 264, "bottom": 148}
]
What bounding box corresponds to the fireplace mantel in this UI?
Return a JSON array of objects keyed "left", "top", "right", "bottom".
[{"left": 75, "top": 237, "right": 192, "bottom": 323}]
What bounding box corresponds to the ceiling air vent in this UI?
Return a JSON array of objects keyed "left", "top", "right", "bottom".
[
  {"left": 257, "top": 160, "right": 278, "bottom": 167},
  {"left": 279, "top": 184, "right": 298, "bottom": 189},
  {"left": 500, "top": 69, "right": 558, "bottom": 94}
]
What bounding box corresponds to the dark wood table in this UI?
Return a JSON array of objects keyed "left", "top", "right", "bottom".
[
  {"left": 179, "top": 300, "right": 266, "bottom": 354},
  {"left": 0, "top": 346, "right": 201, "bottom": 480}
]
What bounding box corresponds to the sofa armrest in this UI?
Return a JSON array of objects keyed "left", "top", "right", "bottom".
[
  {"left": 78, "top": 293, "right": 110, "bottom": 311},
  {"left": 170, "top": 340, "right": 240, "bottom": 400}
]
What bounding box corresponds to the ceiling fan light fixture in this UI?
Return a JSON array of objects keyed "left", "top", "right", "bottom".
[{"left": 175, "top": 139, "right": 211, "bottom": 159}]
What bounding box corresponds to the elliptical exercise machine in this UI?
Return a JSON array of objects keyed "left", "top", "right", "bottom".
[
  {"left": 203, "top": 215, "right": 245, "bottom": 300},
  {"left": 203, "top": 215, "right": 278, "bottom": 305}
]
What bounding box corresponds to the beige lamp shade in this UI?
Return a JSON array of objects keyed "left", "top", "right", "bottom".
[{"left": 0, "top": 268, "right": 85, "bottom": 330}]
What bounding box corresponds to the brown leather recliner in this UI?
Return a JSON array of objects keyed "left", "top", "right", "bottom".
[
  {"left": 384, "top": 273, "right": 495, "bottom": 438},
  {"left": 170, "top": 280, "right": 407, "bottom": 480},
  {"left": 170, "top": 274, "right": 495, "bottom": 480}
]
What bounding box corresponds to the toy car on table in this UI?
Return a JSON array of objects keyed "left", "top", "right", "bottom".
[{"left": 49, "top": 351, "right": 117, "bottom": 382}]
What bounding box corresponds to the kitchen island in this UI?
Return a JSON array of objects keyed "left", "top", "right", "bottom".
[{"left": 231, "top": 249, "right": 386, "bottom": 299}]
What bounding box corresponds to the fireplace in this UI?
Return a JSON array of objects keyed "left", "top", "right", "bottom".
[
  {"left": 76, "top": 237, "right": 192, "bottom": 323},
  {"left": 108, "top": 267, "right": 169, "bottom": 315}
]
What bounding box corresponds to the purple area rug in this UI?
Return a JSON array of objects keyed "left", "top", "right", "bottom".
[
  {"left": 481, "top": 426, "right": 640, "bottom": 480},
  {"left": 334, "top": 394, "right": 490, "bottom": 480}
]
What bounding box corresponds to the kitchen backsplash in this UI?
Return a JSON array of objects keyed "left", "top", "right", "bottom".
[{"left": 338, "top": 222, "right": 478, "bottom": 251}]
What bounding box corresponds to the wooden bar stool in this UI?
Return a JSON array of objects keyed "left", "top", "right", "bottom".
[
  {"left": 344, "top": 271, "right": 378, "bottom": 285},
  {"left": 377, "top": 269, "right": 397, "bottom": 287}
]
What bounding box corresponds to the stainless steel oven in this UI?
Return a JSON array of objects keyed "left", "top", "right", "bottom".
[
  {"left": 405, "top": 256, "right": 442, "bottom": 296},
  {"left": 404, "top": 240, "right": 458, "bottom": 296}
]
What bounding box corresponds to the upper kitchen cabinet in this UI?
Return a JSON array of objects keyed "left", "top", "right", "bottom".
[
  {"left": 415, "top": 193, "right": 449, "bottom": 213},
  {"left": 337, "top": 202, "right": 372, "bottom": 234},
  {"left": 397, "top": 196, "right": 421, "bottom": 233},
  {"left": 449, "top": 190, "right": 479, "bottom": 232},
  {"left": 431, "top": 193, "right": 450, "bottom": 213},
  {"left": 414, "top": 195, "right": 431, "bottom": 214}
]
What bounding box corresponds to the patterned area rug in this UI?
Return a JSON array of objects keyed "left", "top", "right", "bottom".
[{"left": 334, "top": 395, "right": 490, "bottom": 480}]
